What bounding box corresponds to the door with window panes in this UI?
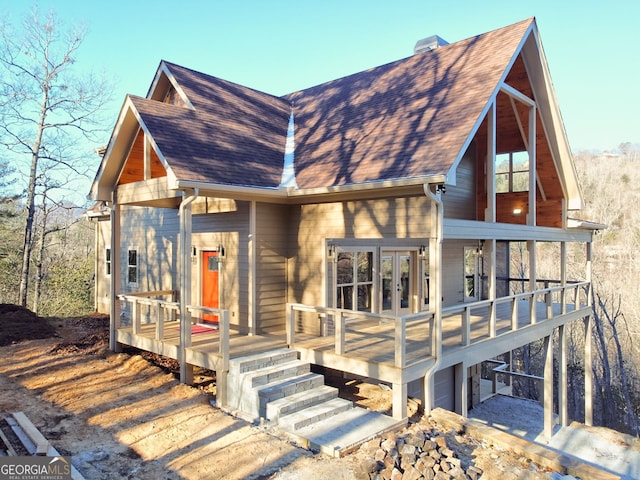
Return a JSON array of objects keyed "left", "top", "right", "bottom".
[
  {"left": 381, "top": 251, "right": 412, "bottom": 316},
  {"left": 336, "top": 250, "right": 373, "bottom": 312}
]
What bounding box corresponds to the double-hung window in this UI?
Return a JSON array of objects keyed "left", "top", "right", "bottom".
[{"left": 127, "top": 249, "right": 138, "bottom": 285}]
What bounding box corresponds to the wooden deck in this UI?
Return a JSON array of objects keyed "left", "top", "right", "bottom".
[
  {"left": 116, "top": 322, "right": 287, "bottom": 371},
  {"left": 115, "top": 292, "right": 589, "bottom": 386}
]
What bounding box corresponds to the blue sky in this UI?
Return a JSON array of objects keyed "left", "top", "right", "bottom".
[{"left": 2, "top": 0, "right": 638, "bottom": 152}]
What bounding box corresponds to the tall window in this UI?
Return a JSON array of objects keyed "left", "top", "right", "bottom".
[
  {"left": 336, "top": 250, "right": 373, "bottom": 312},
  {"left": 105, "top": 248, "right": 111, "bottom": 276},
  {"left": 127, "top": 249, "right": 138, "bottom": 284},
  {"left": 496, "top": 151, "right": 529, "bottom": 193}
]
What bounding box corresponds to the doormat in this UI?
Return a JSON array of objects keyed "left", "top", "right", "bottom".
[{"left": 175, "top": 324, "right": 219, "bottom": 334}]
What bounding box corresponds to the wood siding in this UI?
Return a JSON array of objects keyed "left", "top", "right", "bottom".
[
  {"left": 94, "top": 218, "right": 112, "bottom": 314},
  {"left": 434, "top": 367, "right": 455, "bottom": 411},
  {"left": 192, "top": 200, "right": 250, "bottom": 329},
  {"left": 255, "top": 203, "right": 289, "bottom": 333},
  {"left": 288, "top": 196, "right": 432, "bottom": 331},
  {"left": 119, "top": 130, "right": 166, "bottom": 185},
  {"left": 442, "top": 239, "right": 476, "bottom": 307},
  {"left": 443, "top": 144, "right": 477, "bottom": 220}
]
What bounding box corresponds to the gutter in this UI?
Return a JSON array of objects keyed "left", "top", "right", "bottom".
[
  {"left": 423, "top": 182, "right": 444, "bottom": 414},
  {"left": 175, "top": 174, "right": 448, "bottom": 202}
]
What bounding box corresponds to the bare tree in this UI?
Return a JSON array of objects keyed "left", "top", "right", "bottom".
[{"left": 0, "top": 7, "right": 111, "bottom": 307}]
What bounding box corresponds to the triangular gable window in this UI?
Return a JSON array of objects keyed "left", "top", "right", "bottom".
[{"left": 163, "top": 85, "right": 187, "bottom": 108}]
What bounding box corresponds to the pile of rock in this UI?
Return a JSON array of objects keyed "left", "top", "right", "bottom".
[{"left": 357, "top": 423, "right": 483, "bottom": 480}]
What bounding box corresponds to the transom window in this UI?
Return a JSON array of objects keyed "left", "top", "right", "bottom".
[
  {"left": 336, "top": 250, "right": 373, "bottom": 312},
  {"left": 496, "top": 151, "right": 529, "bottom": 193}
]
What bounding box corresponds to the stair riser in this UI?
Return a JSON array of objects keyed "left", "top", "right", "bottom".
[
  {"left": 259, "top": 375, "right": 325, "bottom": 406},
  {"left": 250, "top": 363, "right": 310, "bottom": 387},
  {"left": 280, "top": 402, "right": 353, "bottom": 431},
  {"left": 230, "top": 351, "right": 299, "bottom": 375},
  {"left": 266, "top": 388, "right": 338, "bottom": 422}
]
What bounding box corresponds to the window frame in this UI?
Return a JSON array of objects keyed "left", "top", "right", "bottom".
[
  {"left": 127, "top": 248, "right": 138, "bottom": 285},
  {"left": 496, "top": 151, "right": 529, "bottom": 193},
  {"left": 335, "top": 247, "right": 375, "bottom": 313}
]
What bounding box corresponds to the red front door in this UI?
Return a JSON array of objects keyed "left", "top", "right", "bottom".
[{"left": 201, "top": 251, "right": 219, "bottom": 323}]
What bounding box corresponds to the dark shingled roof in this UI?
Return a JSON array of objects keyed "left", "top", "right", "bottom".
[
  {"left": 284, "top": 18, "right": 532, "bottom": 189},
  {"left": 138, "top": 63, "right": 291, "bottom": 188},
  {"left": 134, "top": 18, "right": 533, "bottom": 190}
]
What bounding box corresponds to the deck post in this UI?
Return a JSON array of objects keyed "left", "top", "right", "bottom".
[
  {"left": 462, "top": 308, "right": 471, "bottom": 346},
  {"left": 543, "top": 333, "right": 554, "bottom": 440},
  {"left": 454, "top": 362, "right": 468, "bottom": 417},
  {"left": 109, "top": 200, "right": 122, "bottom": 353},
  {"left": 394, "top": 316, "right": 406, "bottom": 368},
  {"left": 584, "top": 242, "right": 593, "bottom": 426},
  {"left": 560, "top": 242, "right": 567, "bottom": 314},
  {"left": 179, "top": 190, "right": 197, "bottom": 385},
  {"left": 528, "top": 240, "right": 537, "bottom": 324},
  {"left": 335, "top": 311, "right": 345, "bottom": 355},
  {"left": 558, "top": 324, "right": 568, "bottom": 426},
  {"left": 155, "top": 302, "right": 163, "bottom": 340},
  {"left": 392, "top": 382, "right": 407, "bottom": 420},
  {"left": 217, "top": 310, "right": 230, "bottom": 409},
  {"left": 286, "top": 304, "right": 295, "bottom": 345}
]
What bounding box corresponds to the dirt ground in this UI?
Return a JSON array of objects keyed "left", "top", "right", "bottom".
[{"left": 0, "top": 305, "right": 559, "bottom": 479}]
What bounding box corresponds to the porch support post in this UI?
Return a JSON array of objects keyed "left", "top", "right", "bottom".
[
  {"left": 392, "top": 382, "right": 407, "bottom": 420},
  {"left": 109, "top": 199, "right": 122, "bottom": 353},
  {"left": 561, "top": 242, "right": 567, "bottom": 314},
  {"left": 454, "top": 362, "right": 468, "bottom": 417},
  {"left": 248, "top": 200, "right": 256, "bottom": 335},
  {"left": 487, "top": 239, "right": 496, "bottom": 337},
  {"left": 559, "top": 324, "right": 568, "bottom": 426},
  {"left": 528, "top": 104, "right": 537, "bottom": 226},
  {"left": 179, "top": 190, "right": 198, "bottom": 384},
  {"left": 528, "top": 240, "right": 537, "bottom": 324},
  {"left": 543, "top": 333, "right": 554, "bottom": 440},
  {"left": 584, "top": 241, "right": 593, "bottom": 425},
  {"left": 485, "top": 101, "right": 496, "bottom": 222}
]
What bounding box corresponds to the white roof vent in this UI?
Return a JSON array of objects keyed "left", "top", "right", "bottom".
[{"left": 414, "top": 35, "right": 449, "bottom": 54}]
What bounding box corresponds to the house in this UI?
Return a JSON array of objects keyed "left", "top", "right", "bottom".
[{"left": 89, "top": 18, "right": 599, "bottom": 441}]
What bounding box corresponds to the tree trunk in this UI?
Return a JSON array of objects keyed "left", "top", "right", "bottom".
[{"left": 18, "top": 88, "right": 48, "bottom": 307}]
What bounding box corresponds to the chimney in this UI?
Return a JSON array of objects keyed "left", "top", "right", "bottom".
[{"left": 414, "top": 35, "right": 449, "bottom": 54}]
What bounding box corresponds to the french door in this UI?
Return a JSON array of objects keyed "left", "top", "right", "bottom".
[{"left": 381, "top": 251, "right": 412, "bottom": 316}]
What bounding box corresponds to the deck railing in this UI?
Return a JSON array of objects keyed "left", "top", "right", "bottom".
[
  {"left": 442, "top": 280, "right": 590, "bottom": 347},
  {"left": 117, "top": 290, "right": 178, "bottom": 340},
  {"left": 285, "top": 303, "right": 434, "bottom": 368}
]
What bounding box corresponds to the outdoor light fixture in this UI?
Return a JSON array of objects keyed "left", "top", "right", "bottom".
[
  {"left": 419, "top": 245, "right": 427, "bottom": 257},
  {"left": 513, "top": 208, "right": 522, "bottom": 215},
  {"left": 476, "top": 240, "right": 485, "bottom": 256},
  {"left": 436, "top": 184, "right": 446, "bottom": 194},
  {"left": 327, "top": 243, "right": 336, "bottom": 259},
  {"left": 217, "top": 245, "right": 226, "bottom": 259}
]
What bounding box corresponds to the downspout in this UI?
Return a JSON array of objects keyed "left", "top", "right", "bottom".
[
  {"left": 178, "top": 188, "right": 199, "bottom": 384},
  {"left": 423, "top": 182, "right": 443, "bottom": 414}
]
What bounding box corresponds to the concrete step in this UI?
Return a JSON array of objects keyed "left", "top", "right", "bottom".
[
  {"left": 278, "top": 397, "right": 353, "bottom": 431},
  {"left": 244, "top": 360, "right": 310, "bottom": 388},
  {"left": 257, "top": 372, "right": 325, "bottom": 408},
  {"left": 266, "top": 385, "right": 339, "bottom": 423},
  {"left": 282, "top": 407, "right": 405, "bottom": 458},
  {"left": 229, "top": 348, "right": 299, "bottom": 375}
]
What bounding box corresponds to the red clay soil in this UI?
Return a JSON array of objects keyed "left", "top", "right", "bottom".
[{"left": 0, "top": 304, "right": 58, "bottom": 346}]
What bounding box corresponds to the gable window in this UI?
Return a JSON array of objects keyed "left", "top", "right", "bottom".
[
  {"left": 105, "top": 248, "right": 111, "bottom": 276},
  {"left": 496, "top": 151, "right": 529, "bottom": 193},
  {"left": 336, "top": 250, "right": 373, "bottom": 312},
  {"left": 127, "top": 249, "right": 138, "bottom": 285}
]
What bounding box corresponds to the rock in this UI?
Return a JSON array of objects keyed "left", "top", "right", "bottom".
[
  {"left": 434, "top": 436, "right": 448, "bottom": 449},
  {"left": 360, "top": 457, "right": 379, "bottom": 475},
  {"left": 422, "top": 439, "right": 437, "bottom": 451},
  {"left": 406, "top": 432, "right": 426, "bottom": 448},
  {"left": 440, "top": 447, "right": 455, "bottom": 458},
  {"left": 434, "top": 470, "right": 452, "bottom": 480},
  {"left": 382, "top": 438, "right": 397, "bottom": 452},
  {"left": 400, "top": 444, "right": 417, "bottom": 457},
  {"left": 400, "top": 454, "right": 417, "bottom": 471},
  {"left": 374, "top": 448, "right": 387, "bottom": 462},
  {"left": 402, "top": 466, "right": 423, "bottom": 480},
  {"left": 390, "top": 467, "right": 404, "bottom": 480}
]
